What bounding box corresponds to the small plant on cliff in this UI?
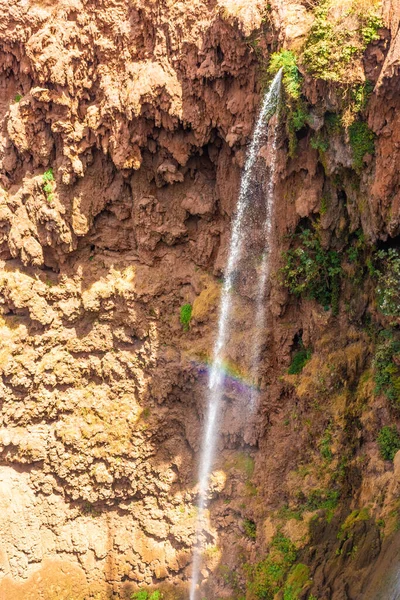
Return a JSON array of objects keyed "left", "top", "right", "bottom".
[
  {"left": 377, "top": 426, "right": 400, "bottom": 461},
  {"left": 282, "top": 563, "right": 312, "bottom": 600},
  {"left": 14, "top": 93, "right": 22, "bottom": 103},
  {"left": 288, "top": 346, "right": 311, "bottom": 375},
  {"left": 246, "top": 533, "right": 297, "bottom": 599},
  {"left": 268, "top": 50, "right": 301, "bottom": 100},
  {"left": 131, "top": 591, "right": 162, "bottom": 600},
  {"left": 373, "top": 331, "right": 400, "bottom": 408},
  {"left": 281, "top": 228, "right": 342, "bottom": 314},
  {"left": 348, "top": 120, "right": 375, "bottom": 171},
  {"left": 302, "top": 2, "right": 383, "bottom": 83},
  {"left": 373, "top": 248, "right": 400, "bottom": 317},
  {"left": 180, "top": 303, "right": 192, "bottom": 330},
  {"left": 42, "top": 168, "right": 55, "bottom": 204},
  {"left": 244, "top": 518, "right": 257, "bottom": 539}
]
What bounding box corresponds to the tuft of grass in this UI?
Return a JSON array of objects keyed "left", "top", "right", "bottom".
[
  {"left": 377, "top": 426, "right": 400, "bottom": 461},
  {"left": 180, "top": 303, "right": 192, "bottom": 330}
]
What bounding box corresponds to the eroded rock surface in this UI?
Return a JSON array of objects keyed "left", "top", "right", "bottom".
[{"left": 1, "top": 1, "right": 400, "bottom": 599}]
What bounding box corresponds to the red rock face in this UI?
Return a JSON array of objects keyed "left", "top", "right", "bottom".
[{"left": 0, "top": 1, "right": 400, "bottom": 599}]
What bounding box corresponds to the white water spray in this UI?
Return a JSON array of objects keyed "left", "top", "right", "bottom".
[
  {"left": 248, "top": 97, "right": 281, "bottom": 408},
  {"left": 189, "top": 69, "right": 282, "bottom": 600}
]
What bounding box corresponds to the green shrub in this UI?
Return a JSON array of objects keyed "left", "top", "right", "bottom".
[
  {"left": 348, "top": 120, "right": 375, "bottom": 171},
  {"left": 131, "top": 593, "right": 148, "bottom": 600},
  {"left": 377, "top": 426, "right": 400, "bottom": 461},
  {"left": 361, "top": 13, "right": 384, "bottom": 45},
  {"left": 302, "top": 3, "right": 355, "bottom": 82},
  {"left": 373, "top": 331, "right": 400, "bottom": 407},
  {"left": 374, "top": 248, "right": 400, "bottom": 317},
  {"left": 43, "top": 168, "right": 54, "bottom": 182},
  {"left": 180, "top": 303, "right": 192, "bottom": 330},
  {"left": 302, "top": 4, "right": 382, "bottom": 83},
  {"left": 247, "top": 533, "right": 297, "bottom": 599},
  {"left": 268, "top": 50, "right": 301, "bottom": 99},
  {"left": 310, "top": 134, "right": 329, "bottom": 153},
  {"left": 288, "top": 347, "right": 311, "bottom": 375},
  {"left": 281, "top": 228, "right": 342, "bottom": 314},
  {"left": 42, "top": 168, "right": 55, "bottom": 203},
  {"left": 131, "top": 592, "right": 161, "bottom": 600},
  {"left": 244, "top": 518, "right": 257, "bottom": 539},
  {"left": 14, "top": 93, "right": 22, "bottom": 103}
]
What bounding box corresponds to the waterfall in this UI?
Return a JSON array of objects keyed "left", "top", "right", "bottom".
[
  {"left": 248, "top": 97, "right": 281, "bottom": 408},
  {"left": 189, "top": 69, "right": 282, "bottom": 600}
]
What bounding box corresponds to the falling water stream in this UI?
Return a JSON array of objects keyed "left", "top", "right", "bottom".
[{"left": 189, "top": 69, "right": 282, "bottom": 600}]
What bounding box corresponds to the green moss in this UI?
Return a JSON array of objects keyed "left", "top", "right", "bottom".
[
  {"left": 281, "top": 227, "right": 342, "bottom": 314},
  {"left": 180, "top": 303, "right": 192, "bottom": 330},
  {"left": 348, "top": 120, "right": 375, "bottom": 171},
  {"left": 283, "top": 564, "right": 312, "bottom": 600},
  {"left": 288, "top": 347, "right": 311, "bottom": 375},
  {"left": 377, "top": 426, "right": 400, "bottom": 461},
  {"left": 14, "top": 93, "right": 22, "bottom": 103},
  {"left": 339, "top": 508, "right": 370, "bottom": 537}
]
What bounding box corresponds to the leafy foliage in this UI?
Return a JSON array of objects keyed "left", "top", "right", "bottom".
[
  {"left": 361, "top": 13, "right": 384, "bottom": 45},
  {"left": 14, "top": 93, "right": 22, "bottom": 103},
  {"left": 288, "top": 347, "right": 311, "bottom": 375},
  {"left": 348, "top": 120, "right": 375, "bottom": 171},
  {"left": 42, "top": 168, "right": 55, "bottom": 203},
  {"left": 374, "top": 248, "right": 400, "bottom": 317},
  {"left": 43, "top": 168, "right": 55, "bottom": 182},
  {"left": 180, "top": 303, "right": 192, "bottom": 330},
  {"left": 281, "top": 228, "right": 342, "bottom": 314},
  {"left": 268, "top": 50, "right": 301, "bottom": 99},
  {"left": 373, "top": 331, "right": 400, "bottom": 408},
  {"left": 377, "top": 426, "right": 400, "bottom": 461},
  {"left": 302, "top": 2, "right": 382, "bottom": 83}
]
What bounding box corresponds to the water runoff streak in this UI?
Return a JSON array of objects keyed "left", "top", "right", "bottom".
[{"left": 189, "top": 69, "right": 283, "bottom": 600}]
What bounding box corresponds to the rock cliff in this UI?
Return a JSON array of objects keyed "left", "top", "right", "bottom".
[{"left": 0, "top": 1, "right": 400, "bottom": 599}]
